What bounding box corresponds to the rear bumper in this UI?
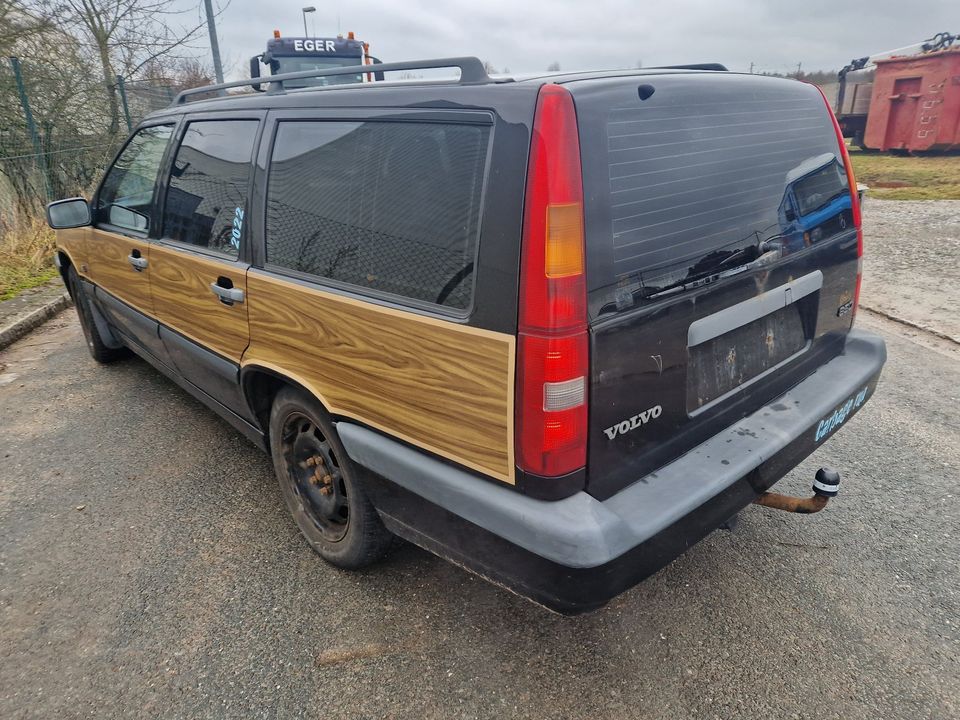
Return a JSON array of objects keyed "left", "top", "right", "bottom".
[{"left": 339, "top": 329, "right": 887, "bottom": 614}]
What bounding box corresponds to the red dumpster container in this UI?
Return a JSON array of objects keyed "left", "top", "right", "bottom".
[{"left": 864, "top": 47, "right": 960, "bottom": 152}]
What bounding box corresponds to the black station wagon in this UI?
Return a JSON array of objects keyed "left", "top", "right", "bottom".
[{"left": 46, "top": 58, "right": 886, "bottom": 613}]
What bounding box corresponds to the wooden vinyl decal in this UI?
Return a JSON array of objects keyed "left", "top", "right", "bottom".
[
  {"left": 148, "top": 244, "right": 249, "bottom": 362},
  {"left": 243, "top": 272, "right": 516, "bottom": 483},
  {"left": 55, "top": 227, "right": 90, "bottom": 277},
  {"left": 82, "top": 229, "right": 155, "bottom": 316}
]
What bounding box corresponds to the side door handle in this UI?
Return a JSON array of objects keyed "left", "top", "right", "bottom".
[
  {"left": 210, "top": 280, "right": 244, "bottom": 305},
  {"left": 127, "top": 253, "right": 148, "bottom": 271}
]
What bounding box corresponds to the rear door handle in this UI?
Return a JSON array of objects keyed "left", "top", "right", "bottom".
[
  {"left": 210, "top": 282, "right": 244, "bottom": 305},
  {"left": 127, "top": 254, "right": 148, "bottom": 271}
]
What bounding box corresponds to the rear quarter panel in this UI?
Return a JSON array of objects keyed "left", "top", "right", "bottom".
[{"left": 242, "top": 272, "right": 517, "bottom": 482}]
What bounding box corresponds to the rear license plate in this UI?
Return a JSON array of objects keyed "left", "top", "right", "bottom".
[{"left": 687, "top": 304, "right": 807, "bottom": 412}]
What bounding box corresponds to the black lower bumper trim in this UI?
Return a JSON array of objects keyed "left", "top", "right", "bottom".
[{"left": 366, "top": 468, "right": 757, "bottom": 615}]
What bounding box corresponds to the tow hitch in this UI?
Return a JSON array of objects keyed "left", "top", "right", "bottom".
[{"left": 754, "top": 467, "right": 840, "bottom": 514}]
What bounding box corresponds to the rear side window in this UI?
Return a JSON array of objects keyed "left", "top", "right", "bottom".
[
  {"left": 266, "top": 120, "right": 490, "bottom": 311},
  {"left": 162, "top": 120, "right": 259, "bottom": 258}
]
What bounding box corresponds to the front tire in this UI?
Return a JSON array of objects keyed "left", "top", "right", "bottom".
[
  {"left": 66, "top": 265, "right": 125, "bottom": 364},
  {"left": 269, "top": 387, "right": 393, "bottom": 569}
]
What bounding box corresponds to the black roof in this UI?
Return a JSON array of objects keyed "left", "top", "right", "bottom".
[{"left": 147, "top": 56, "right": 729, "bottom": 121}]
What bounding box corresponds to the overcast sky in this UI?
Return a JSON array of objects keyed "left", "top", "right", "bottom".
[{"left": 177, "top": 0, "right": 957, "bottom": 79}]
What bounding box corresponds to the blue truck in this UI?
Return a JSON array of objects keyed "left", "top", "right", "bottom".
[{"left": 777, "top": 152, "right": 854, "bottom": 253}]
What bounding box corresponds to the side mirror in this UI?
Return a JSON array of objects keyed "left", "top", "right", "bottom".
[
  {"left": 249, "top": 56, "right": 263, "bottom": 92},
  {"left": 107, "top": 204, "right": 149, "bottom": 232},
  {"left": 784, "top": 207, "right": 797, "bottom": 222},
  {"left": 46, "top": 198, "right": 91, "bottom": 229}
]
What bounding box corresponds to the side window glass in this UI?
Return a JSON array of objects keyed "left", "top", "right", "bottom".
[
  {"left": 96, "top": 125, "right": 173, "bottom": 233},
  {"left": 162, "top": 120, "right": 259, "bottom": 258},
  {"left": 266, "top": 120, "right": 489, "bottom": 310}
]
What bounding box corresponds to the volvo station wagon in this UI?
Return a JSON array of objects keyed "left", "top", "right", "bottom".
[{"left": 47, "top": 58, "right": 886, "bottom": 613}]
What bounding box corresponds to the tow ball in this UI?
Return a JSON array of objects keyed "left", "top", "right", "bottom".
[{"left": 753, "top": 467, "right": 840, "bottom": 514}]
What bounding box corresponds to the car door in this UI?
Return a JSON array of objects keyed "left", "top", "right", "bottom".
[
  {"left": 149, "top": 114, "right": 263, "bottom": 418},
  {"left": 87, "top": 122, "right": 176, "bottom": 363}
]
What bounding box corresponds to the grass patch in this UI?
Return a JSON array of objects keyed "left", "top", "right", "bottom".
[
  {"left": 0, "top": 218, "right": 59, "bottom": 301},
  {"left": 848, "top": 148, "right": 960, "bottom": 200}
]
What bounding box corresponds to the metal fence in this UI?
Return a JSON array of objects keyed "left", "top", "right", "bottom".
[{"left": 0, "top": 56, "right": 177, "bottom": 217}]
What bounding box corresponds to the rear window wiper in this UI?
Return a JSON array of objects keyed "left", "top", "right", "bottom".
[
  {"left": 643, "top": 238, "right": 785, "bottom": 301},
  {"left": 596, "top": 237, "right": 787, "bottom": 316}
]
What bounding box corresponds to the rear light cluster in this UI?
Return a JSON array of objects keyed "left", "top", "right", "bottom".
[
  {"left": 816, "top": 85, "right": 864, "bottom": 320},
  {"left": 516, "top": 85, "right": 589, "bottom": 478}
]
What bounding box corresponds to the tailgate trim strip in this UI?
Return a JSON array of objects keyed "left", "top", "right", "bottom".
[{"left": 687, "top": 270, "right": 823, "bottom": 347}]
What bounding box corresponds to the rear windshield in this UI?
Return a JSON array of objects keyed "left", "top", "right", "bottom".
[{"left": 573, "top": 74, "right": 849, "bottom": 317}]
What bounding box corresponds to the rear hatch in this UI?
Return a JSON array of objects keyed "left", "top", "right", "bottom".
[{"left": 568, "top": 73, "right": 860, "bottom": 499}]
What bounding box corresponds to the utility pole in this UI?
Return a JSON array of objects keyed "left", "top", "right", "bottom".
[
  {"left": 203, "top": 0, "right": 225, "bottom": 84},
  {"left": 749, "top": 61, "right": 754, "bottom": 74}
]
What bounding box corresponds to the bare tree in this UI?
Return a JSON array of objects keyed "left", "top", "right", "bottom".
[
  {"left": 28, "top": 0, "right": 210, "bottom": 134},
  {"left": 140, "top": 56, "right": 214, "bottom": 95},
  {"left": 1, "top": 0, "right": 52, "bottom": 55},
  {"left": 547, "top": 61, "right": 561, "bottom": 72}
]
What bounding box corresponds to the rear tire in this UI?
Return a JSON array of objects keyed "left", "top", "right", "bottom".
[
  {"left": 269, "top": 387, "right": 393, "bottom": 569},
  {"left": 66, "top": 265, "right": 125, "bottom": 364}
]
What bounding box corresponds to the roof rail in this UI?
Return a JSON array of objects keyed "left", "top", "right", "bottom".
[
  {"left": 651, "top": 63, "right": 728, "bottom": 72},
  {"left": 171, "top": 56, "right": 494, "bottom": 105}
]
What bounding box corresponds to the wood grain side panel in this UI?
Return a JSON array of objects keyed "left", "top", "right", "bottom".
[
  {"left": 244, "top": 273, "right": 515, "bottom": 483},
  {"left": 148, "top": 244, "right": 249, "bottom": 361},
  {"left": 85, "top": 229, "right": 154, "bottom": 315},
  {"left": 55, "top": 227, "right": 91, "bottom": 276}
]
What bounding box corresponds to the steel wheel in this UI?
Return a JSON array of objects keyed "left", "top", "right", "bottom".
[{"left": 279, "top": 412, "right": 349, "bottom": 543}]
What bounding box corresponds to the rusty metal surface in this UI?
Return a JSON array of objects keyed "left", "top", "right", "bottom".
[
  {"left": 865, "top": 47, "right": 960, "bottom": 152},
  {"left": 754, "top": 491, "right": 830, "bottom": 514}
]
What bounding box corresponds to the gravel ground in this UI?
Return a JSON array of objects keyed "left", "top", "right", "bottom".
[
  {"left": 860, "top": 200, "right": 960, "bottom": 341},
  {"left": 1, "top": 309, "right": 957, "bottom": 720}
]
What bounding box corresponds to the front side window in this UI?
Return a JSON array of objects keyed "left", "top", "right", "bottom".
[
  {"left": 266, "top": 120, "right": 489, "bottom": 310},
  {"left": 162, "top": 120, "right": 259, "bottom": 258},
  {"left": 96, "top": 125, "right": 173, "bottom": 233}
]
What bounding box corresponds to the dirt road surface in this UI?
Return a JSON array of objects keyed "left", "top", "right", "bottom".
[
  {"left": 1, "top": 306, "right": 957, "bottom": 719},
  {"left": 860, "top": 200, "right": 960, "bottom": 342}
]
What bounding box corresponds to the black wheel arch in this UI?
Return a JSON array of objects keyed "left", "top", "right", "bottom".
[
  {"left": 240, "top": 366, "right": 334, "bottom": 451},
  {"left": 56, "top": 249, "right": 74, "bottom": 298}
]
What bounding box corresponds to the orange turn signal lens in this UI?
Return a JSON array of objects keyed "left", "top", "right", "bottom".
[{"left": 545, "top": 203, "right": 584, "bottom": 278}]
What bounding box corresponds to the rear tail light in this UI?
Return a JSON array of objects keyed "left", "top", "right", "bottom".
[
  {"left": 815, "top": 84, "right": 863, "bottom": 320},
  {"left": 516, "top": 84, "right": 588, "bottom": 478}
]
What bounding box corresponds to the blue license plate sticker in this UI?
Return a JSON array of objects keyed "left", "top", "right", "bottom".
[{"left": 814, "top": 386, "right": 869, "bottom": 442}]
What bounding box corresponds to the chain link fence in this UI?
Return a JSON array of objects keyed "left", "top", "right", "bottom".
[{"left": 0, "top": 57, "right": 178, "bottom": 222}]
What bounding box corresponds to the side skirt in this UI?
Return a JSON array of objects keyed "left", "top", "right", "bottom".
[{"left": 121, "top": 333, "right": 267, "bottom": 452}]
